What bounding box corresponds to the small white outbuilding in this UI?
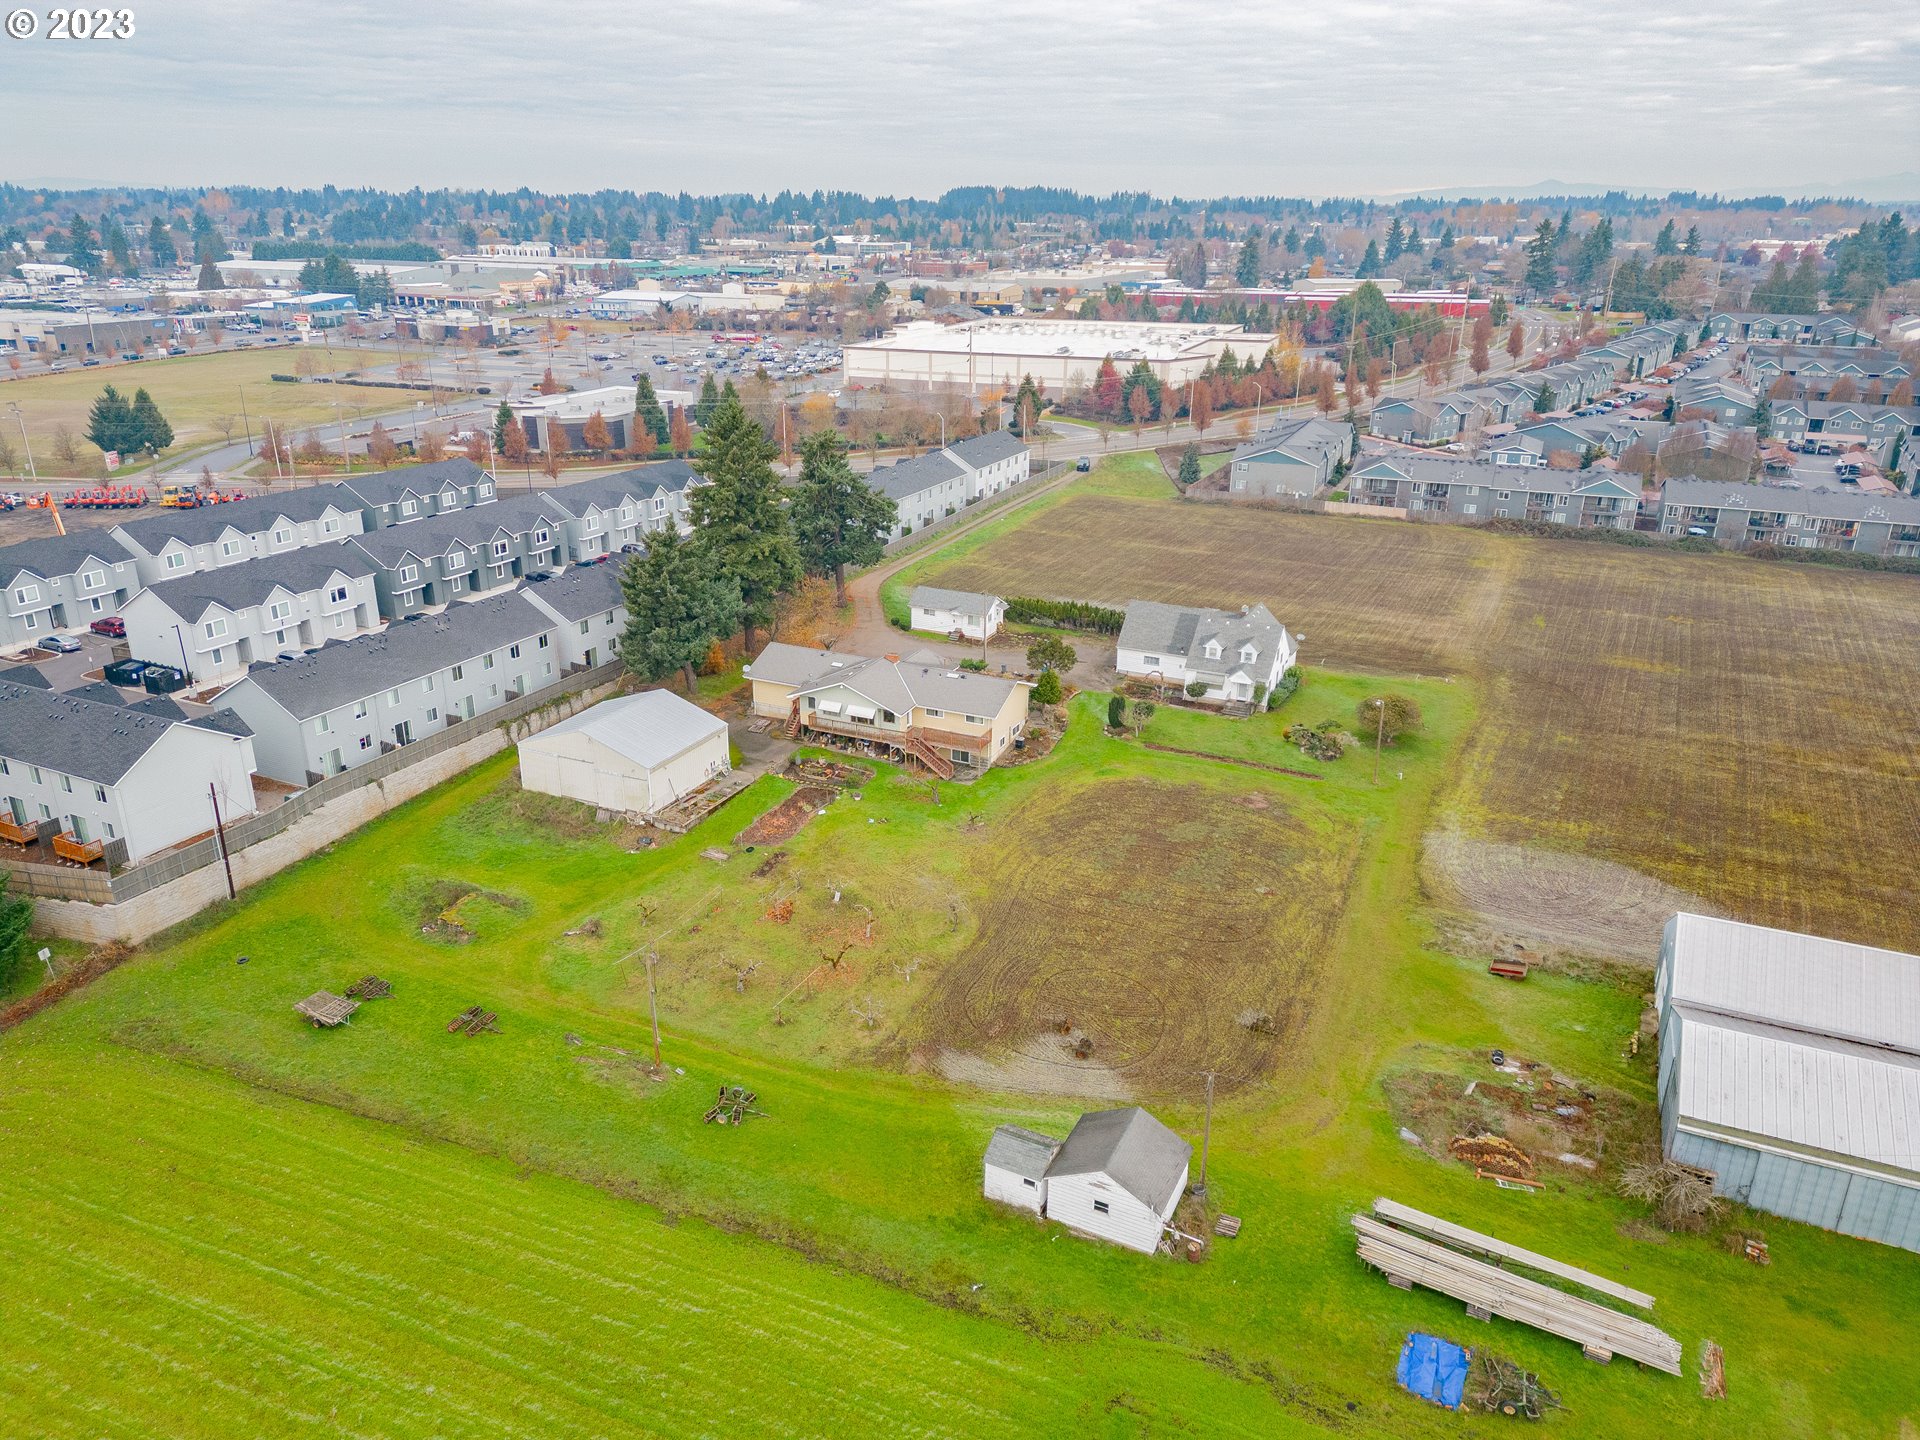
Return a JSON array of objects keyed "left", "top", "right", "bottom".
[
  {"left": 982, "top": 1107, "right": 1193, "bottom": 1254},
  {"left": 517, "top": 690, "right": 729, "bottom": 816},
  {"left": 910, "top": 585, "right": 1006, "bottom": 641}
]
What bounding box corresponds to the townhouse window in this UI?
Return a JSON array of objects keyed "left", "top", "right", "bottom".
[
  {"left": 426, "top": 707, "right": 439, "bottom": 722},
  {"left": 584, "top": 517, "right": 599, "bottom": 532},
  {"left": 621, "top": 506, "right": 633, "bottom": 522},
  {"left": 652, "top": 497, "right": 666, "bottom": 513},
  {"left": 479, "top": 482, "right": 493, "bottom": 497},
  {"left": 537, "top": 634, "right": 549, "bottom": 649},
  {"left": 221, "top": 539, "right": 243, "bottom": 558},
  {"left": 273, "top": 528, "right": 291, "bottom": 545},
  {"left": 447, "top": 551, "right": 467, "bottom": 568},
  {"left": 315, "top": 715, "right": 331, "bottom": 734},
  {"left": 450, "top": 577, "right": 465, "bottom": 593},
  {"left": 401, "top": 500, "right": 417, "bottom": 516},
  {"left": 492, "top": 540, "right": 510, "bottom": 559},
  {"left": 60, "top": 775, "right": 73, "bottom": 793},
  {"left": 487, "top": 683, "right": 499, "bottom": 699},
  {"left": 399, "top": 564, "right": 418, "bottom": 583},
  {"left": 329, "top": 585, "right": 349, "bottom": 604},
  {"left": 268, "top": 600, "right": 292, "bottom": 622},
  {"left": 38, "top": 804, "right": 51, "bottom": 820},
  {"left": 533, "top": 529, "right": 549, "bottom": 545},
  {"left": 0, "top": 759, "right": 7, "bottom": 775},
  {"left": 421, "top": 676, "right": 434, "bottom": 692},
  {"left": 509, "top": 644, "right": 521, "bottom": 660},
  {"left": 360, "top": 736, "right": 373, "bottom": 750},
  {"left": 544, "top": 661, "right": 553, "bottom": 676},
  {"left": 323, "top": 519, "right": 340, "bottom": 534},
  {"left": 331, "top": 614, "right": 348, "bottom": 630},
  {"left": 165, "top": 551, "right": 188, "bottom": 571},
  {"left": 482, "top": 654, "right": 495, "bottom": 671},
  {"left": 387, "top": 689, "right": 401, "bottom": 706},
  {"left": 94, "top": 785, "right": 107, "bottom": 803},
  {"left": 578, "top": 619, "right": 590, "bottom": 635},
  {"left": 353, "top": 700, "right": 369, "bottom": 720},
  {"left": 13, "top": 583, "right": 40, "bottom": 605},
  {"left": 604, "top": 610, "right": 614, "bottom": 625},
  {"left": 204, "top": 618, "right": 228, "bottom": 640},
  {"left": 210, "top": 647, "right": 224, "bottom": 666},
  {"left": 451, "top": 664, "right": 464, "bottom": 681},
  {"left": 80, "top": 569, "right": 105, "bottom": 591}
]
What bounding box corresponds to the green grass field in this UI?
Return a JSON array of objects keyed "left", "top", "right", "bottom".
[
  {"left": 5, "top": 651, "right": 1915, "bottom": 1435},
  {"left": 0, "top": 346, "right": 429, "bottom": 476}
]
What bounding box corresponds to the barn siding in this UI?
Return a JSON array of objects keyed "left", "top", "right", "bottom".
[
  {"left": 982, "top": 1163, "right": 1044, "bottom": 1215},
  {"left": 1045, "top": 1169, "right": 1184, "bottom": 1254},
  {"left": 1669, "top": 1129, "right": 1920, "bottom": 1254}
]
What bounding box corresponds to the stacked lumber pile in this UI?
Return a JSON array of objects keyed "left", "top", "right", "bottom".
[{"left": 1353, "top": 1200, "right": 1681, "bottom": 1375}]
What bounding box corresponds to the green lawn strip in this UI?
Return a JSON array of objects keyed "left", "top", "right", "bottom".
[
  {"left": 9, "top": 671, "right": 1916, "bottom": 1435},
  {"left": 0, "top": 1042, "right": 1300, "bottom": 1439}
]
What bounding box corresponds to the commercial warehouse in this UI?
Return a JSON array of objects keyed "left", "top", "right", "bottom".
[
  {"left": 1656, "top": 912, "right": 1920, "bottom": 1253},
  {"left": 843, "top": 318, "right": 1276, "bottom": 394}
]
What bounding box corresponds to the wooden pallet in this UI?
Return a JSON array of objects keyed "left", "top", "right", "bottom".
[
  {"left": 447, "top": 1005, "right": 498, "bottom": 1036},
  {"left": 1488, "top": 960, "right": 1530, "bottom": 980}
]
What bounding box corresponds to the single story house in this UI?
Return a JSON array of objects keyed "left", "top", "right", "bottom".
[
  {"left": 517, "top": 689, "right": 729, "bottom": 815},
  {"left": 120, "top": 541, "right": 382, "bottom": 684},
  {"left": 1657, "top": 913, "right": 1920, "bottom": 1253},
  {"left": 0, "top": 532, "right": 142, "bottom": 648},
  {"left": 0, "top": 678, "right": 258, "bottom": 864},
  {"left": 1114, "top": 600, "right": 1296, "bottom": 706},
  {"left": 220, "top": 590, "right": 560, "bottom": 783},
  {"left": 909, "top": 586, "right": 1005, "bottom": 640},
  {"left": 744, "top": 642, "right": 1030, "bottom": 778},
  {"left": 981, "top": 1107, "right": 1192, "bottom": 1254}
]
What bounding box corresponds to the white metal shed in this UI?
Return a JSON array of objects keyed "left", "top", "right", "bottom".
[{"left": 517, "top": 690, "right": 729, "bottom": 816}]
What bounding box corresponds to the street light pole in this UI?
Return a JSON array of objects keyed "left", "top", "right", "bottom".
[{"left": 7, "top": 403, "right": 35, "bottom": 482}]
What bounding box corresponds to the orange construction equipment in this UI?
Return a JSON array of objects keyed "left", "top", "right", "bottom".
[{"left": 26, "top": 493, "right": 66, "bottom": 534}]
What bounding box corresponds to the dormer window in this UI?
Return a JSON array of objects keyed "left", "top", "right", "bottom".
[
  {"left": 1204, "top": 641, "right": 1221, "bottom": 660},
  {"left": 1239, "top": 644, "right": 1256, "bottom": 664}
]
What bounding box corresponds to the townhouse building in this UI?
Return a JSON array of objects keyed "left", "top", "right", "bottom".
[
  {"left": 220, "top": 589, "right": 562, "bottom": 784},
  {"left": 337, "top": 457, "right": 497, "bottom": 530},
  {"left": 120, "top": 541, "right": 382, "bottom": 684},
  {"left": 522, "top": 562, "right": 628, "bottom": 669},
  {"left": 1658, "top": 478, "right": 1920, "bottom": 557},
  {"left": 1, "top": 532, "right": 142, "bottom": 647},
  {"left": 0, "top": 678, "right": 259, "bottom": 864},
  {"left": 540, "top": 461, "right": 700, "bottom": 561},
  {"left": 1771, "top": 400, "right": 1920, "bottom": 467},
  {"left": 110, "top": 485, "right": 367, "bottom": 586},
  {"left": 1225, "top": 417, "right": 1356, "bottom": 498},
  {"left": 1741, "top": 345, "right": 1913, "bottom": 389},
  {"left": 1672, "top": 376, "right": 1760, "bottom": 426},
  {"left": 1348, "top": 452, "right": 1639, "bottom": 528},
  {"left": 347, "top": 492, "right": 573, "bottom": 618},
  {"left": 1707, "top": 312, "right": 1871, "bottom": 347},
  {"left": 867, "top": 433, "right": 1033, "bottom": 539},
  {"left": 945, "top": 429, "right": 1031, "bottom": 498}
]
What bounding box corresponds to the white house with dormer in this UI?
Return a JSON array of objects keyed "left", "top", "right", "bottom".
[{"left": 1115, "top": 600, "right": 1296, "bottom": 708}]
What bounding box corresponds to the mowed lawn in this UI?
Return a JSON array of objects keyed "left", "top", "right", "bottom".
[
  {"left": 910, "top": 481, "right": 1920, "bottom": 951},
  {"left": 0, "top": 346, "right": 426, "bottom": 474},
  {"left": 7, "top": 677, "right": 1917, "bottom": 1436}
]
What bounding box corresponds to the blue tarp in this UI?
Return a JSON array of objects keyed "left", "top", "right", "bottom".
[{"left": 1395, "top": 1332, "right": 1471, "bottom": 1410}]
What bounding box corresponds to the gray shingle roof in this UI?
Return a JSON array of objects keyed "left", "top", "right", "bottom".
[
  {"left": 347, "top": 493, "right": 574, "bottom": 566},
  {"left": 985, "top": 1124, "right": 1060, "bottom": 1181},
  {"left": 339, "top": 458, "right": 488, "bottom": 508},
  {"left": 1352, "top": 452, "right": 1638, "bottom": 497},
  {"left": 1117, "top": 600, "right": 1293, "bottom": 675},
  {"left": 947, "top": 430, "right": 1028, "bottom": 468},
  {"left": 114, "top": 484, "right": 362, "bottom": 551},
  {"left": 0, "top": 678, "right": 181, "bottom": 784},
  {"left": 235, "top": 590, "right": 555, "bottom": 720},
  {"left": 868, "top": 450, "right": 965, "bottom": 502},
  {"left": 543, "top": 460, "right": 699, "bottom": 512},
  {"left": 0, "top": 531, "right": 135, "bottom": 586},
  {"left": 1662, "top": 478, "right": 1920, "bottom": 523},
  {"left": 529, "top": 689, "right": 725, "bottom": 769},
  {"left": 909, "top": 585, "right": 999, "bottom": 614},
  {"left": 135, "top": 541, "right": 375, "bottom": 621},
  {"left": 744, "top": 641, "right": 1026, "bottom": 715},
  {"left": 521, "top": 561, "right": 626, "bottom": 622},
  {"left": 1232, "top": 416, "right": 1351, "bottom": 464},
  {"left": 1045, "top": 1107, "right": 1191, "bottom": 1213}
]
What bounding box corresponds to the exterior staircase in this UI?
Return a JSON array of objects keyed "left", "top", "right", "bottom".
[
  {"left": 903, "top": 732, "right": 956, "bottom": 780},
  {"left": 1221, "top": 698, "right": 1256, "bottom": 719},
  {"left": 783, "top": 702, "right": 803, "bottom": 740}
]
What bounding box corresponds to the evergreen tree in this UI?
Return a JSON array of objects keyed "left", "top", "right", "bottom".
[
  {"left": 790, "top": 430, "right": 896, "bottom": 605},
  {"left": 616, "top": 525, "right": 742, "bottom": 695},
  {"left": 1282, "top": 226, "right": 1301, "bottom": 255},
  {"left": 147, "top": 216, "right": 176, "bottom": 269},
  {"left": 1356, "top": 240, "right": 1383, "bottom": 278},
  {"left": 1752, "top": 398, "right": 1772, "bottom": 440},
  {"left": 196, "top": 259, "right": 223, "bottom": 290},
  {"left": 1234, "top": 237, "right": 1260, "bottom": 288},
  {"left": 1524, "top": 219, "right": 1558, "bottom": 293},
  {"left": 66, "top": 214, "right": 102, "bottom": 274},
  {"left": 127, "top": 389, "right": 174, "bottom": 452},
  {"left": 1383, "top": 217, "right": 1407, "bottom": 263},
  {"left": 1009, "top": 374, "right": 1044, "bottom": 435},
  {"left": 1438, "top": 223, "right": 1456, "bottom": 249},
  {"left": 493, "top": 401, "right": 515, "bottom": 452},
  {"left": 1654, "top": 220, "right": 1678, "bottom": 256},
  {"left": 688, "top": 393, "right": 801, "bottom": 653},
  {"left": 0, "top": 872, "right": 32, "bottom": 997},
  {"left": 1682, "top": 225, "right": 1702, "bottom": 255},
  {"left": 355, "top": 268, "right": 395, "bottom": 308},
  {"left": 1177, "top": 444, "right": 1201, "bottom": 488},
  {"left": 1751, "top": 258, "right": 1791, "bottom": 310},
  {"left": 1788, "top": 251, "right": 1822, "bottom": 309},
  {"left": 190, "top": 210, "right": 226, "bottom": 264},
  {"left": 634, "top": 374, "right": 670, "bottom": 446},
  {"left": 694, "top": 373, "right": 721, "bottom": 426},
  {"left": 103, "top": 218, "right": 133, "bottom": 276},
  {"left": 85, "top": 386, "right": 136, "bottom": 455},
  {"left": 1533, "top": 383, "right": 1556, "bottom": 414}
]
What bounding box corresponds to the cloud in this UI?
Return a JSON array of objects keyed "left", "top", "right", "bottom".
[{"left": 4, "top": 0, "right": 1916, "bottom": 196}]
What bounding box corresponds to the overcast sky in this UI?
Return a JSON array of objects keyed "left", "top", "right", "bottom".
[{"left": 7, "top": 0, "right": 1918, "bottom": 199}]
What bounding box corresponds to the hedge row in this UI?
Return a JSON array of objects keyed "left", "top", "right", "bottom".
[{"left": 1005, "top": 596, "right": 1125, "bottom": 634}]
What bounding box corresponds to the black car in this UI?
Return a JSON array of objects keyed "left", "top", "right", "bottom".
[
  {"left": 104, "top": 658, "right": 150, "bottom": 686},
  {"left": 524, "top": 570, "right": 554, "bottom": 583},
  {"left": 141, "top": 664, "right": 189, "bottom": 695}
]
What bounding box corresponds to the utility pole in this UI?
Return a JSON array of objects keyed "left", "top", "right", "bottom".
[
  {"left": 1194, "top": 1069, "right": 1217, "bottom": 1197},
  {"left": 209, "top": 783, "right": 236, "bottom": 900},
  {"left": 6, "top": 403, "right": 35, "bottom": 482},
  {"left": 237, "top": 386, "right": 255, "bottom": 460},
  {"left": 645, "top": 946, "right": 662, "bottom": 1068},
  {"left": 1371, "top": 697, "right": 1386, "bottom": 786}
]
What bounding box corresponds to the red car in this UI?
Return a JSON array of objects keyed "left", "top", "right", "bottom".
[{"left": 89, "top": 616, "right": 126, "bottom": 638}]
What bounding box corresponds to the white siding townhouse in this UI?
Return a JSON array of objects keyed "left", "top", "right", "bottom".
[
  {"left": 541, "top": 460, "right": 701, "bottom": 560},
  {"left": 1, "top": 532, "right": 142, "bottom": 647},
  {"left": 909, "top": 585, "right": 1005, "bottom": 640},
  {"left": 868, "top": 433, "right": 1033, "bottom": 539},
  {"left": 0, "top": 678, "right": 259, "bottom": 864},
  {"left": 1225, "top": 416, "right": 1356, "bottom": 498},
  {"left": 522, "top": 561, "right": 628, "bottom": 669},
  {"left": 120, "top": 540, "right": 382, "bottom": 684},
  {"left": 110, "top": 485, "right": 368, "bottom": 586},
  {"left": 1348, "top": 452, "right": 1640, "bottom": 528},
  {"left": 347, "top": 493, "right": 573, "bottom": 618},
  {"left": 983, "top": 1107, "right": 1193, "bottom": 1255},
  {"left": 1115, "top": 600, "right": 1296, "bottom": 708},
  {"left": 945, "top": 429, "right": 1031, "bottom": 498},
  {"left": 338, "top": 457, "right": 497, "bottom": 530},
  {"left": 220, "top": 589, "right": 561, "bottom": 784}
]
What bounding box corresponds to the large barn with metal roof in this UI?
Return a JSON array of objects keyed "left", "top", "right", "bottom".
[{"left": 1656, "top": 912, "right": 1920, "bottom": 1253}]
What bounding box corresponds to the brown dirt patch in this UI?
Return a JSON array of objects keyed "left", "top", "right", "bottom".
[
  {"left": 922, "top": 775, "right": 1356, "bottom": 1098},
  {"left": 1424, "top": 829, "right": 1719, "bottom": 965},
  {"left": 735, "top": 787, "right": 834, "bottom": 846}
]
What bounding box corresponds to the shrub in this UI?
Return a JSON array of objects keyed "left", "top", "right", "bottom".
[
  {"left": 1025, "top": 634, "right": 1078, "bottom": 674},
  {"left": 1355, "top": 692, "right": 1421, "bottom": 741},
  {"left": 1268, "top": 667, "right": 1302, "bottom": 710},
  {"left": 1185, "top": 679, "right": 1210, "bottom": 699},
  {"left": 1107, "top": 694, "right": 1126, "bottom": 729},
  {"left": 1285, "top": 722, "right": 1348, "bottom": 761},
  {"left": 958, "top": 657, "right": 987, "bottom": 672},
  {"left": 1032, "top": 669, "right": 1063, "bottom": 705},
  {"left": 1004, "top": 596, "right": 1125, "bottom": 634}
]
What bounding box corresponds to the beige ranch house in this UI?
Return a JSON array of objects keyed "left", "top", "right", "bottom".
[{"left": 745, "top": 642, "right": 1030, "bottom": 779}]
